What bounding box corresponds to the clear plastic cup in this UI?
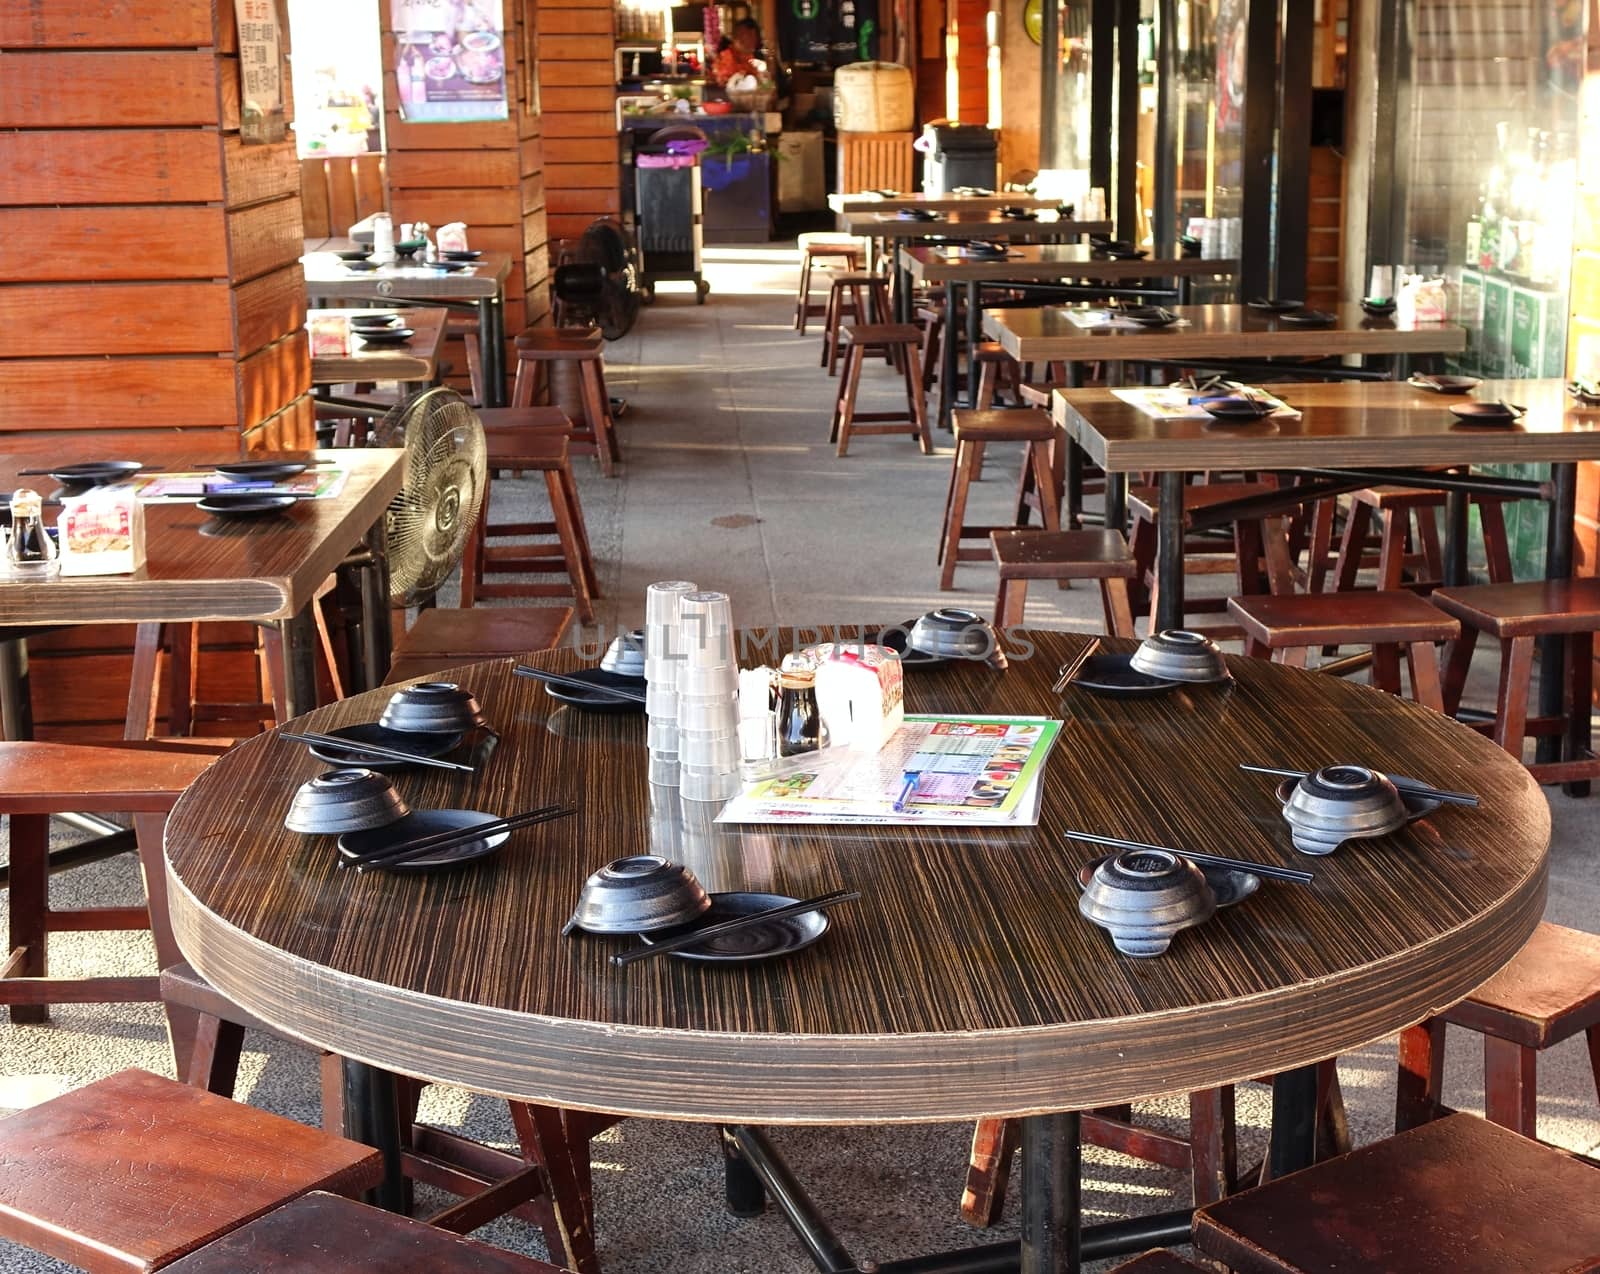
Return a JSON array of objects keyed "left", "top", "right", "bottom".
[
  {"left": 645, "top": 580, "right": 698, "bottom": 625},
  {"left": 647, "top": 754, "right": 681, "bottom": 787},
  {"left": 678, "top": 665, "right": 739, "bottom": 697},
  {"left": 677, "top": 697, "right": 739, "bottom": 732},
  {"left": 647, "top": 719, "right": 680, "bottom": 751},
  {"left": 680, "top": 769, "right": 741, "bottom": 802},
  {"left": 645, "top": 684, "right": 679, "bottom": 716}
]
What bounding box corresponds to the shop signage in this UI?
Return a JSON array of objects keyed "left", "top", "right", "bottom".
[
  {"left": 234, "top": 0, "right": 288, "bottom": 143},
  {"left": 392, "top": 0, "right": 509, "bottom": 123}
]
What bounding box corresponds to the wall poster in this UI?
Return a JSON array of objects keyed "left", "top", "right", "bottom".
[
  {"left": 391, "top": 0, "right": 509, "bottom": 122},
  {"left": 234, "top": 0, "right": 289, "bottom": 143}
]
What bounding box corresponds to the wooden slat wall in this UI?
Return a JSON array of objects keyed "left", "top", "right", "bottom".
[
  {"left": 1306, "top": 146, "right": 1343, "bottom": 311},
  {"left": 300, "top": 154, "right": 390, "bottom": 238},
  {"left": 536, "top": 0, "right": 620, "bottom": 246}
]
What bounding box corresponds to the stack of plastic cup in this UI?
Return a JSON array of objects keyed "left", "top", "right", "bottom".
[
  {"left": 676, "top": 590, "right": 741, "bottom": 802},
  {"left": 644, "top": 580, "right": 697, "bottom": 787}
]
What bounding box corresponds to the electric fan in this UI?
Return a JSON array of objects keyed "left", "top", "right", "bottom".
[
  {"left": 371, "top": 387, "right": 488, "bottom": 606},
  {"left": 554, "top": 218, "right": 645, "bottom": 340}
]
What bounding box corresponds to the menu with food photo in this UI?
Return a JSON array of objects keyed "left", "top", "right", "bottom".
[{"left": 392, "top": 0, "right": 508, "bottom": 122}]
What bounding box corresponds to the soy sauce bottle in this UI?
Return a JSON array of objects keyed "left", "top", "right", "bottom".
[
  {"left": 776, "top": 669, "right": 821, "bottom": 757},
  {"left": 8, "top": 489, "right": 57, "bottom": 574}
]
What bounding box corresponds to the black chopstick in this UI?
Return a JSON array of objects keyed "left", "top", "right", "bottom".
[
  {"left": 348, "top": 806, "right": 575, "bottom": 872},
  {"left": 1061, "top": 831, "right": 1314, "bottom": 884},
  {"left": 1237, "top": 764, "right": 1478, "bottom": 808},
  {"left": 282, "top": 730, "right": 475, "bottom": 773},
  {"left": 610, "top": 889, "right": 861, "bottom": 967},
  {"left": 1052, "top": 637, "right": 1101, "bottom": 692},
  {"left": 512, "top": 665, "right": 646, "bottom": 703}
]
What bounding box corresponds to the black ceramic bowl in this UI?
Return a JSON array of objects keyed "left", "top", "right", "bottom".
[
  {"left": 212, "top": 461, "right": 307, "bottom": 482},
  {"left": 908, "top": 608, "right": 1005, "bottom": 665},
  {"left": 1199, "top": 396, "right": 1276, "bottom": 421},
  {"left": 356, "top": 327, "right": 415, "bottom": 345},
  {"left": 380, "top": 681, "right": 489, "bottom": 734},
  {"left": 441, "top": 249, "right": 483, "bottom": 261},
  {"left": 335, "top": 248, "right": 373, "bottom": 262},
  {"left": 1247, "top": 297, "right": 1303, "bottom": 312},
  {"left": 284, "top": 767, "right": 410, "bottom": 835},
  {"left": 349, "top": 313, "right": 401, "bottom": 330},
  {"left": 1450, "top": 401, "right": 1524, "bottom": 425},
  {"left": 1120, "top": 305, "right": 1178, "bottom": 327},
  {"left": 342, "top": 259, "right": 379, "bottom": 272},
  {"left": 1409, "top": 374, "right": 1480, "bottom": 395},
  {"left": 1360, "top": 296, "right": 1397, "bottom": 316},
  {"left": 197, "top": 493, "right": 299, "bottom": 516},
  {"left": 1276, "top": 308, "right": 1336, "bottom": 326}
]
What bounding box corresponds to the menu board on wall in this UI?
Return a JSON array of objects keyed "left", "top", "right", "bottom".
[
  {"left": 391, "top": 0, "right": 508, "bottom": 122},
  {"left": 234, "top": 0, "right": 289, "bottom": 143}
]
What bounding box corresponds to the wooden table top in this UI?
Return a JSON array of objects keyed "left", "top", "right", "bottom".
[
  {"left": 985, "top": 304, "right": 1467, "bottom": 362},
  {"left": 164, "top": 631, "right": 1547, "bottom": 1125},
  {"left": 309, "top": 308, "right": 449, "bottom": 385},
  {"left": 900, "top": 243, "right": 1240, "bottom": 285},
  {"left": 0, "top": 448, "right": 405, "bottom": 625},
  {"left": 840, "top": 210, "right": 1113, "bottom": 242},
  {"left": 302, "top": 248, "right": 511, "bottom": 302},
  {"left": 1052, "top": 378, "right": 1600, "bottom": 471},
  {"left": 828, "top": 192, "right": 1060, "bottom": 214}
]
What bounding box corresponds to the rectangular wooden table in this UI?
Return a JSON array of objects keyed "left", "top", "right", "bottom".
[
  {"left": 828, "top": 191, "right": 1061, "bottom": 214},
  {"left": 302, "top": 244, "right": 513, "bottom": 406},
  {"left": 0, "top": 447, "right": 406, "bottom": 723},
  {"left": 309, "top": 308, "right": 449, "bottom": 388}
]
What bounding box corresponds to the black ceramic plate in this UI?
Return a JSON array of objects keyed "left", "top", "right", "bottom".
[
  {"left": 1069, "top": 652, "right": 1180, "bottom": 698},
  {"left": 441, "top": 249, "right": 483, "bottom": 261},
  {"left": 212, "top": 461, "right": 308, "bottom": 482},
  {"left": 426, "top": 259, "right": 470, "bottom": 272},
  {"left": 1121, "top": 306, "right": 1177, "bottom": 327},
  {"left": 349, "top": 314, "right": 401, "bottom": 329},
  {"left": 965, "top": 241, "right": 1009, "bottom": 258},
  {"left": 1274, "top": 775, "right": 1441, "bottom": 823},
  {"left": 1077, "top": 855, "right": 1260, "bottom": 909},
  {"left": 638, "top": 892, "right": 829, "bottom": 962},
  {"left": 541, "top": 667, "right": 646, "bottom": 713},
  {"left": 1449, "top": 401, "right": 1523, "bottom": 425},
  {"left": 1248, "top": 298, "right": 1304, "bottom": 312},
  {"left": 197, "top": 493, "right": 298, "bottom": 516},
  {"left": 898, "top": 207, "right": 936, "bottom": 221},
  {"left": 1276, "top": 308, "right": 1336, "bottom": 326},
  {"left": 334, "top": 248, "right": 372, "bottom": 261},
  {"left": 307, "top": 722, "right": 463, "bottom": 771},
  {"left": 338, "top": 808, "right": 509, "bottom": 873},
  {"left": 1409, "top": 374, "right": 1480, "bottom": 394},
  {"left": 46, "top": 460, "right": 143, "bottom": 486},
  {"left": 1200, "top": 397, "right": 1276, "bottom": 421},
  {"left": 357, "top": 327, "right": 416, "bottom": 345},
  {"left": 875, "top": 623, "right": 946, "bottom": 669},
  {"left": 342, "top": 259, "right": 379, "bottom": 272},
  {"left": 1000, "top": 207, "right": 1037, "bottom": 220}
]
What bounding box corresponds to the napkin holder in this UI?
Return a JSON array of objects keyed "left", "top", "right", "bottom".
[
  {"left": 813, "top": 643, "right": 904, "bottom": 752},
  {"left": 57, "top": 488, "right": 144, "bottom": 577},
  {"left": 437, "top": 222, "right": 470, "bottom": 253}
]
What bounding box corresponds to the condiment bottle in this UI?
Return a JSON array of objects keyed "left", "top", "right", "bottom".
[
  {"left": 7, "top": 489, "right": 58, "bottom": 574},
  {"left": 776, "top": 668, "right": 821, "bottom": 757}
]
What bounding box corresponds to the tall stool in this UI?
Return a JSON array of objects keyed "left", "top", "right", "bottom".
[
  {"left": 1226, "top": 590, "right": 1461, "bottom": 711},
  {"left": 939, "top": 409, "right": 1060, "bottom": 589},
  {"left": 388, "top": 607, "right": 575, "bottom": 685},
  {"left": 829, "top": 324, "right": 931, "bottom": 457},
  {"left": 1330, "top": 486, "right": 1515, "bottom": 593},
  {"left": 0, "top": 1068, "right": 381, "bottom": 1273},
  {"left": 1395, "top": 922, "right": 1600, "bottom": 1138},
  {"left": 510, "top": 329, "right": 619, "bottom": 477},
  {"left": 990, "top": 529, "right": 1136, "bottom": 634},
  {"left": 820, "top": 271, "right": 891, "bottom": 374},
  {"left": 1127, "top": 482, "right": 1283, "bottom": 629},
  {"left": 1432, "top": 577, "right": 1600, "bottom": 784},
  {"left": 795, "top": 238, "right": 864, "bottom": 333},
  {"left": 1193, "top": 1113, "right": 1600, "bottom": 1274},
  {"left": 460, "top": 429, "right": 599, "bottom": 623}
]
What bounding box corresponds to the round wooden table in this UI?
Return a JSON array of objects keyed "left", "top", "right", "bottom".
[{"left": 164, "top": 630, "right": 1549, "bottom": 1273}]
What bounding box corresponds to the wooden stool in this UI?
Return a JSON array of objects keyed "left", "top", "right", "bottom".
[
  {"left": 972, "top": 342, "right": 1021, "bottom": 409},
  {"left": 510, "top": 329, "right": 619, "bottom": 477},
  {"left": 939, "top": 409, "right": 1060, "bottom": 589},
  {"left": 1396, "top": 922, "right": 1600, "bottom": 1138},
  {"left": 1432, "top": 578, "right": 1600, "bottom": 784},
  {"left": 447, "top": 315, "right": 487, "bottom": 405},
  {"left": 1226, "top": 590, "right": 1461, "bottom": 711},
  {"left": 830, "top": 323, "right": 931, "bottom": 457},
  {"left": 1328, "top": 485, "right": 1514, "bottom": 593},
  {"left": 0, "top": 1068, "right": 380, "bottom": 1273},
  {"left": 461, "top": 428, "right": 599, "bottom": 622},
  {"left": 392, "top": 606, "right": 574, "bottom": 673},
  {"left": 1128, "top": 482, "right": 1283, "bottom": 629},
  {"left": 795, "top": 238, "right": 863, "bottom": 332},
  {"left": 1193, "top": 1112, "right": 1600, "bottom": 1274},
  {"left": 990, "top": 529, "right": 1136, "bottom": 634},
  {"left": 1105, "top": 1253, "right": 1209, "bottom": 1272},
  {"left": 821, "top": 271, "right": 891, "bottom": 374},
  {"left": 161, "top": 1191, "right": 566, "bottom": 1272},
  {"left": 0, "top": 741, "right": 220, "bottom": 1025}
]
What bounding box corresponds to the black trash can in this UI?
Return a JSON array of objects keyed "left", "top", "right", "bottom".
[{"left": 922, "top": 124, "right": 998, "bottom": 196}]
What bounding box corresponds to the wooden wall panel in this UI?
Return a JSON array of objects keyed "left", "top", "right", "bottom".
[
  {"left": 386, "top": 149, "right": 521, "bottom": 188},
  {"left": 0, "top": 284, "right": 235, "bottom": 356},
  {"left": 226, "top": 198, "right": 307, "bottom": 282},
  {"left": 0, "top": 0, "right": 216, "bottom": 46},
  {"left": 0, "top": 208, "right": 229, "bottom": 282},
  {"left": 0, "top": 359, "right": 241, "bottom": 429},
  {"left": 1, "top": 130, "right": 224, "bottom": 204},
  {"left": 0, "top": 52, "right": 222, "bottom": 126}
]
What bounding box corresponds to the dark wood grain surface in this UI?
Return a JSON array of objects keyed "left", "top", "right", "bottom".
[
  {"left": 302, "top": 249, "right": 512, "bottom": 302},
  {"left": 900, "top": 244, "right": 1239, "bottom": 284},
  {"left": 0, "top": 448, "right": 404, "bottom": 624},
  {"left": 828, "top": 193, "right": 1061, "bottom": 213},
  {"left": 164, "top": 631, "right": 1548, "bottom": 1124},
  {"left": 985, "top": 304, "right": 1466, "bottom": 361},
  {"left": 309, "top": 308, "right": 448, "bottom": 385},
  {"left": 1053, "top": 378, "right": 1600, "bottom": 470},
  {"left": 840, "top": 211, "right": 1113, "bottom": 242}
]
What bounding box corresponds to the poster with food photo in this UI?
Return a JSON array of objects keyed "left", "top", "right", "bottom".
[{"left": 392, "top": 0, "right": 508, "bottom": 122}]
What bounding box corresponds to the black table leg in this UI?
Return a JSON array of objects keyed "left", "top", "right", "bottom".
[
  {"left": 1443, "top": 491, "right": 1469, "bottom": 587},
  {"left": 343, "top": 1060, "right": 406, "bottom": 1212},
  {"left": 0, "top": 638, "right": 30, "bottom": 741},
  {"left": 719, "top": 1126, "right": 767, "bottom": 1217},
  {"left": 480, "top": 295, "right": 506, "bottom": 408},
  {"left": 1267, "top": 1063, "right": 1320, "bottom": 1179},
  {"left": 360, "top": 516, "right": 394, "bottom": 689},
  {"left": 941, "top": 280, "right": 960, "bottom": 431},
  {"left": 1105, "top": 472, "right": 1128, "bottom": 535},
  {"left": 1153, "top": 469, "right": 1186, "bottom": 632},
  {"left": 966, "top": 280, "right": 981, "bottom": 409},
  {"left": 277, "top": 609, "right": 319, "bottom": 719},
  {"left": 1020, "top": 1111, "right": 1082, "bottom": 1274},
  {"left": 1541, "top": 462, "right": 1580, "bottom": 782}
]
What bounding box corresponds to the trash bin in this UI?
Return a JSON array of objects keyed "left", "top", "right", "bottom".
[{"left": 921, "top": 124, "right": 999, "bottom": 196}]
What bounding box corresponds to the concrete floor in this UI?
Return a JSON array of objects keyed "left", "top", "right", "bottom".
[{"left": 3, "top": 245, "right": 1599, "bottom": 1273}]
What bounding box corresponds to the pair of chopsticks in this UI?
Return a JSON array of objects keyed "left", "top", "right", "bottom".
[
  {"left": 611, "top": 889, "right": 861, "bottom": 967},
  {"left": 1238, "top": 764, "right": 1479, "bottom": 808},
  {"left": 282, "top": 730, "right": 475, "bottom": 773},
  {"left": 1052, "top": 637, "right": 1101, "bottom": 691},
  {"left": 512, "top": 664, "right": 646, "bottom": 704},
  {"left": 1063, "top": 830, "right": 1315, "bottom": 885},
  {"left": 343, "top": 805, "right": 576, "bottom": 873}
]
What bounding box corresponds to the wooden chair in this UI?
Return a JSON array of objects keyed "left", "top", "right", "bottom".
[
  {"left": 0, "top": 1068, "right": 381, "bottom": 1273},
  {"left": 461, "top": 428, "right": 599, "bottom": 623},
  {"left": 990, "top": 529, "right": 1136, "bottom": 634},
  {"left": 1432, "top": 577, "right": 1600, "bottom": 784},
  {"left": 1226, "top": 590, "right": 1461, "bottom": 711},
  {"left": 160, "top": 1191, "right": 567, "bottom": 1272},
  {"left": 510, "top": 329, "right": 619, "bottom": 477},
  {"left": 820, "top": 271, "right": 891, "bottom": 374},
  {"left": 1395, "top": 922, "right": 1600, "bottom": 1139},
  {"left": 939, "top": 409, "right": 1060, "bottom": 589},
  {"left": 1193, "top": 1113, "right": 1600, "bottom": 1274},
  {"left": 829, "top": 324, "right": 931, "bottom": 457},
  {"left": 795, "top": 238, "right": 864, "bottom": 333}
]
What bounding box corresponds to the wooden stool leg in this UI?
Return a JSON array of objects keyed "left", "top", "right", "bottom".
[
  {"left": 1483, "top": 1035, "right": 1538, "bottom": 1137},
  {"left": 904, "top": 343, "right": 931, "bottom": 453},
  {"left": 1371, "top": 642, "right": 1404, "bottom": 696},
  {"left": 1494, "top": 636, "right": 1535, "bottom": 758},
  {"left": 133, "top": 809, "right": 199, "bottom": 1070},
  {"left": 1101, "top": 578, "right": 1136, "bottom": 638},
  {"left": 1479, "top": 499, "right": 1514, "bottom": 582},
  {"left": 1188, "top": 1086, "right": 1236, "bottom": 1208},
  {"left": 577, "top": 361, "right": 616, "bottom": 477},
  {"left": 1587, "top": 1024, "right": 1600, "bottom": 1106},
  {"left": 821, "top": 285, "right": 839, "bottom": 370},
  {"left": 1375, "top": 508, "right": 1408, "bottom": 590},
  {"left": 996, "top": 576, "right": 1028, "bottom": 628},
  {"left": 940, "top": 442, "right": 982, "bottom": 589},
  {"left": 1030, "top": 442, "right": 1061, "bottom": 533},
  {"left": 1334, "top": 502, "right": 1373, "bottom": 591},
  {"left": 509, "top": 1103, "right": 600, "bottom": 1274},
  {"left": 1395, "top": 1018, "right": 1445, "bottom": 1131},
  {"left": 1415, "top": 506, "right": 1444, "bottom": 583},
  {"left": 125, "top": 622, "right": 164, "bottom": 740},
  {"left": 7, "top": 812, "right": 49, "bottom": 1023},
  {"left": 835, "top": 345, "right": 866, "bottom": 457},
  {"left": 185, "top": 1014, "right": 247, "bottom": 1095},
  {"left": 1441, "top": 626, "right": 1480, "bottom": 716},
  {"left": 976, "top": 360, "right": 998, "bottom": 410},
  {"left": 544, "top": 468, "right": 595, "bottom": 625},
  {"left": 511, "top": 355, "right": 536, "bottom": 407},
  {"left": 1405, "top": 638, "right": 1445, "bottom": 711},
  {"left": 168, "top": 624, "right": 198, "bottom": 735},
  {"left": 794, "top": 254, "right": 812, "bottom": 330},
  {"left": 559, "top": 464, "right": 601, "bottom": 599},
  {"left": 1306, "top": 498, "right": 1336, "bottom": 592},
  {"left": 961, "top": 1117, "right": 1019, "bottom": 1228}
]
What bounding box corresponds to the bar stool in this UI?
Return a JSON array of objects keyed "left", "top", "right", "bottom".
[
  {"left": 1127, "top": 482, "right": 1283, "bottom": 629},
  {"left": 160, "top": 1192, "right": 567, "bottom": 1272},
  {"left": 820, "top": 271, "right": 891, "bottom": 374},
  {"left": 990, "top": 529, "right": 1136, "bottom": 634},
  {"left": 939, "top": 410, "right": 1062, "bottom": 588},
  {"left": 795, "top": 237, "right": 864, "bottom": 333},
  {"left": 829, "top": 324, "right": 931, "bottom": 457},
  {"left": 1226, "top": 590, "right": 1461, "bottom": 711},
  {"left": 1432, "top": 577, "right": 1600, "bottom": 783},
  {"left": 0, "top": 1068, "right": 381, "bottom": 1273},
  {"left": 1395, "top": 922, "right": 1600, "bottom": 1138},
  {"left": 459, "top": 428, "right": 599, "bottom": 622},
  {"left": 390, "top": 607, "right": 575, "bottom": 682},
  {"left": 1329, "top": 486, "right": 1515, "bottom": 593},
  {"left": 510, "top": 329, "right": 619, "bottom": 477},
  {"left": 1193, "top": 1113, "right": 1600, "bottom": 1274},
  {"left": 972, "top": 342, "right": 1022, "bottom": 409}
]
